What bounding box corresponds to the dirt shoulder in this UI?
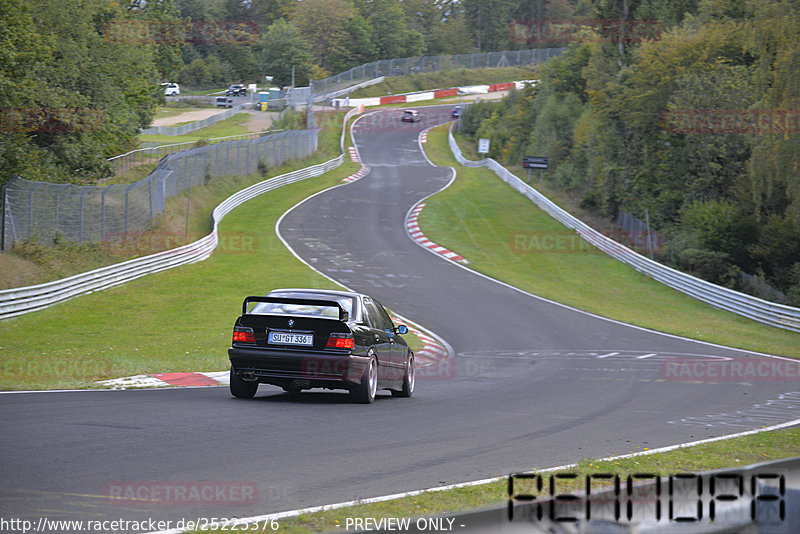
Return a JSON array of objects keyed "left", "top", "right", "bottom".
[{"left": 151, "top": 108, "right": 228, "bottom": 127}]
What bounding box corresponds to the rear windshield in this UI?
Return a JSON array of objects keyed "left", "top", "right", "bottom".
[
  {"left": 251, "top": 292, "right": 355, "bottom": 318},
  {"left": 249, "top": 301, "right": 341, "bottom": 318}
]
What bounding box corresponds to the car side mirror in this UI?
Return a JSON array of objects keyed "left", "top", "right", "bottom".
[{"left": 395, "top": 324, "right": 408, "bottom": 334}]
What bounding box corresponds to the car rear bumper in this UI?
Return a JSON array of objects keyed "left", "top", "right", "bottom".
[{"left": 229, "top": 347, "right": 369, "bottom": 386}]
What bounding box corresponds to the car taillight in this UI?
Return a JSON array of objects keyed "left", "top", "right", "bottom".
[
  {"left": 326, "top": 333, "right": 354, "bottom": 350},
  {"left": 233, "top": 327, "right": 255, "bottom": 344}
]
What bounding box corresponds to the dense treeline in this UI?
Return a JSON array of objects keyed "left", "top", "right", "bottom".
[
  {"left": 462, "top": 0, "right": 800, "bottom": 304},
  {"left": 0, "top": 0, "right": 167, "bottom": 184}
]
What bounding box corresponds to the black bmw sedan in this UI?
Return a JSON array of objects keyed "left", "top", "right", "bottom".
[{"left": 228, "top": 288, "right": 414, "bottom": 403}]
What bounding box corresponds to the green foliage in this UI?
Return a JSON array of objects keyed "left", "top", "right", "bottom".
[
  {"left": 0, "top": 0, "right": 160, "bottom": 186},
  {"left": 271, "top": 109, "right": 307, "bottom": 131},
  {"left": 459, "top": 0, "right": 800, "bottom": 303},
  {"left": 676, "top": 248, "right": 741, "bottom": 288},
  {"left": 258, "top": 19, "right": 316, "bottom": 87},
  {"left": 459, "top": 101, "right": 499, "bottom": 136}
]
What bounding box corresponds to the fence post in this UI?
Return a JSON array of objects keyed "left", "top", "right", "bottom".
[
  {"left": 27, "top": 182, "right": 42, "bottom": 241},
  {"left": 1, "top": 181, "right": 7, "bottom": 252},
  {"left": 148, "top": 174, "right": 154, "bottom": 221},
  {"left": 101, "top": 185, "right": 109, "bottom": 241},
  {"left": 78, "top": 187, "right": 87, "bottom": 244},
  {"left": 124, "top": 182, "right": 134, "bottom": 237}
]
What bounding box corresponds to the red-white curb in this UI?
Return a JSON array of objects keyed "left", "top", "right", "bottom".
[
  {"left": 389, "top": 316, "right": 447, "bottom": 368},
  {"left": 99, "top": 371, "right": 229, "bottom": 389},
  {"left": 419, "top": 131, "right": 428, "bottom": 144},
  {"left": 348, "top": 146, "right": 359, "bottom": 162},
  {"left": 406, "top": 203, "right": 468, "bottom": 264},
  {"left": 342, "top": 163, "right": 368, "bottom": 183}
]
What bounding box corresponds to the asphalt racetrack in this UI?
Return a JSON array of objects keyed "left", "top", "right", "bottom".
[{"left": 1, "top": 107, "right": 798, "bottom": 530}]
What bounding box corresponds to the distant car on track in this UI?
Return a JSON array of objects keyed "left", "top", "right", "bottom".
[
  {"left": 215, "top": 96, "right": 234, "bottom": 108},
  {"left": 162, "top": 83, "right": 180, "bottom": 96},
  {"left": 401, "top": 109, "right": 420, "bottom": 122},
  {"left": 228, "top": 288, "right": 415, "bottom": 403},
  {"left": 226, "top": 84, "right": 247, "bottom": 97}
]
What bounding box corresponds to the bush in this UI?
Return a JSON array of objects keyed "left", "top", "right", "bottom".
[
  {"left": 677, "top": 248, "right": 741, "bottom": 288},
  {"left": 459, "top": 101, "right": 498, "bottom": 136}
]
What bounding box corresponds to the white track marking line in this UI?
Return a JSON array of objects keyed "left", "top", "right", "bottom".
[{"left": 597, "top": 352, "right": 619, "bottom": 359}]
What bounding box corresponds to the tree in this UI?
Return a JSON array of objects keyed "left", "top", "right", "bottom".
[
  {"left": 327, "top": 14, "right": 378, "bottom": 73},
  {"left": 1, "top": 0, "right": 161, "bottom": 185},
  {"left": 258, "top": 19, "right": 316, "bottom": 87},
  {"left": 355, "top": 0, "right": 425, "bottom": 58},
  {"left": 291, "top": 0, "right": 356, "bottom": 71},
  {"left": 462, "top": 0, "right": 515, "bottom": 51}
]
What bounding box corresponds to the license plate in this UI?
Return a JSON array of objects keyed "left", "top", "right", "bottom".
[{"left": 268, "top": 332, "right": 313, "bottom": 346}]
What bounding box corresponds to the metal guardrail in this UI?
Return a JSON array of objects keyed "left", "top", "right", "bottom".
[
  {"left": 447, "top": 126, "right": 800, "bottom": 333},
  {"left": 0, "top": 106, "right": 363, "bottom": 320}
]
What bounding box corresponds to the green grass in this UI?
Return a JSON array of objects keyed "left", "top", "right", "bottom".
[
  {"left": 101, "top": 162, "right": 158, "bottom": 186},
  {"left": 187, "top": 427, "right": 799, "bottom": 533},
  {"left": 421, "top": 124, "right": 800, "bottom": 359},
  {"left": 139, "top": 113, "right": 253, "bottom": 145},
  {"left": 350, "top": 66, "right": 538, "bottom": 98}
]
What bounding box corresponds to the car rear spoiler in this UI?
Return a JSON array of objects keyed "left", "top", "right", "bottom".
[{"left": 241, "top": 296, "right": 349, "bottom": 321}]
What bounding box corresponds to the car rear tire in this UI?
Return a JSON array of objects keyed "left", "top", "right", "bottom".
[
  {"left": 392, "top": 353, "right": 414, "bottom": 398},
  {"left": 229, "top": 368, "right": 258, "bottom": 398},
  {"left": 352, "top": 356, "right": 377, "bottom": 404}
]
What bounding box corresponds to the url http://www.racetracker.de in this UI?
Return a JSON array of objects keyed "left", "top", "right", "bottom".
[{"left": 0, "top": 516, "right": 280, "bottom": 533}]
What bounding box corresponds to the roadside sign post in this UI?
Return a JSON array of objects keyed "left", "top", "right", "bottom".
[
  {"left": 478, "top": 138, "right": 490, "bottom": 159},
  {"left": 522, "top": 156, "right": 548, "bottom": 184}
]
